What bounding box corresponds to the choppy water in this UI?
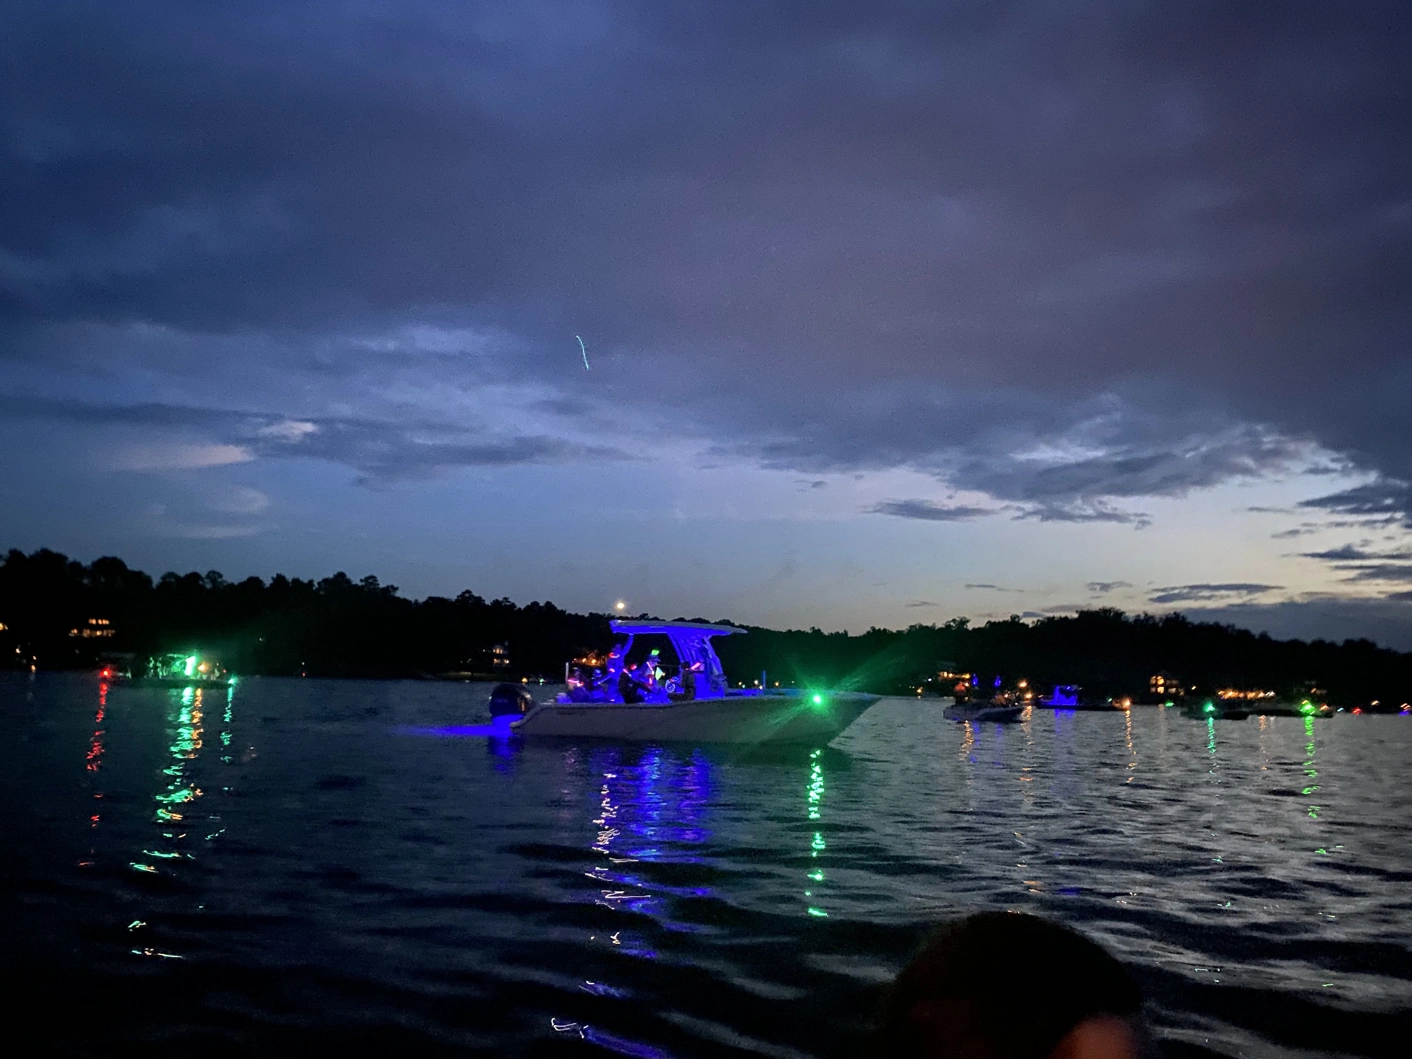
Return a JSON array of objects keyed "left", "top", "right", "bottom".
[{"left": 3, "top": 673, "right": 1410, "bottom": 1058}]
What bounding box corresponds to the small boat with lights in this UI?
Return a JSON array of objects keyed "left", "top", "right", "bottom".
[
  {"left": 941, "top": 675, "right": 1026, "bottom": 722},
  {"left": 942, "top": 699, "right": 1024, "bottom": 724},
  {"left": 486, "top": 620, "right": 879, "bottom": 744},
  {"left": 1182, "top": 700, "right": 1250, "bottom": 721},
  {"left": 135, "top": 652, "right": 234, "bottom": 688}
]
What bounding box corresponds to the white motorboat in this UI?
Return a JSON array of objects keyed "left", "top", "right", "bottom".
[{"left": 490, "top": 620, "right": 880, "bottom": 744}]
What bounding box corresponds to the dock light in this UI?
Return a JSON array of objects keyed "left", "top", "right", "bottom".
[
  {"left": 811, "top": 694, "right": 824, "bottom": 705},
  {"left": 1300, "top": 700, "right": 1315, "bottom": 715}
]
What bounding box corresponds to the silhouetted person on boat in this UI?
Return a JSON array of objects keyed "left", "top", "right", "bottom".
[
  {"left": 619, "top": 663, "right": 647, "bottom": 704},
  {"left": 679, "top": 660, "right": 703, "bottom": 701},
  {"left": 876, "top": 912, "right": 1149, "bottom": 1059}
]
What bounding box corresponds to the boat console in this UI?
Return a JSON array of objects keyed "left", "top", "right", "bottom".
[{"left": 562, "top": 620, "right": 740, "bottom": 705}]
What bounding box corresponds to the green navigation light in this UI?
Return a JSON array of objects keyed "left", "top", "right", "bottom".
[
  {"left": 183, "top": 655, "right": 197, "bottom": 678},
  {"left": 811, "top": 693, "right": 824, "bottom": 705}
]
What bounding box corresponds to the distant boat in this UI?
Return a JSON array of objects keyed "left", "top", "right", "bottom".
[
  {"left": 133, "top": 652, "right": 234, "bottom": 688},
  {"left": 486, "top": 620, "right": 878, "bottom": 744},
  {"left": 97, "top": 653, "right": 135, "bottom": 683},
  {"left": 1182, "top": 700, "right": 1250, "bottom": 721},
  {"left": 1036, "top": 685, "right": 1122, "bottom": 711},
  {"left": 943, "top": 700, "right": 1024, "bottom": 724}
]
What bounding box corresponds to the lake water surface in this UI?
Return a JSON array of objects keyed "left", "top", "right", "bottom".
[{"left": 3, "top": 673, "right": 1410, "bottom": 1057}]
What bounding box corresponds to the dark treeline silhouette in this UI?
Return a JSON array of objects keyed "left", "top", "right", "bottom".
[
  {"left": 0, "top": 549, "right": 610, "bottom": 679},
  {"left": 1, "top": 548, "right": 1408, "bottom": 703}
]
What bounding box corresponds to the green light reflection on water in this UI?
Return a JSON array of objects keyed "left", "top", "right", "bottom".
[
  {"left": 221, "top": 686, "right": 234, "bottom": 753},
  {"left": 807, "top": 755, "right": 824, "bottom": 821},
  {"left": 142, "top": 688, "right": 209, "bottom": 874},
  {"left": 806, "top": 749, "right": 827, "bottom": 918},
  {"left": 1303, "top": 714, "right": 1320, "bottom": 819}
]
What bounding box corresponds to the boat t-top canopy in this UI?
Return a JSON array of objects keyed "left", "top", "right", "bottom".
[
  {"left": 609, "top": 620, "right": 744, "bottom": 637},
  {"left": 605, "top": 620, "right": 744, "bottom": 700}
]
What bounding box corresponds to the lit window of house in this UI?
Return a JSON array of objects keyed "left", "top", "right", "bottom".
[{"left": 70, "top": 618, "right": 116, "bottom": 639}]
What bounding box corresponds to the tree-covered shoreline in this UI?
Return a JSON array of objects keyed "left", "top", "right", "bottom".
[{"left": 1, "top": 548, "right": 1408, "bottom": 705}]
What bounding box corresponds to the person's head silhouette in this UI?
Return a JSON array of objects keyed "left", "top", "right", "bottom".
[{"left": 877, "top": 912, "right": 1147, "bottom": 1059}]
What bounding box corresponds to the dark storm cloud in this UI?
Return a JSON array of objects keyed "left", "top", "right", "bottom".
[
  {"left": 1295, "top": 542, "right": 1412, "bottom": 589},
  {"left": 959, "top": 426, "right": 1304, "bottom": 506},
  {"left": 869, "top": 499, "right": 992, "bottom": 522},
  {"left": 733, "top": 392, "right": 1303, "bottom": 523},
  {"left": 1300, "top": 545, "right": 1412, "bottom": 562},
  {"left": 1148, "top": 582, "right": 1281, "bottom": 604},
  {"left": 1087, "top": 581, "right": 1132, "bottom": 594},
  {"left": 0, "top": 395, "right": 627, "bottom": 483},
  {"left": 1334, "top": 564, "right": 1412, "bottom": 584},
  {"left": 1300, "top": 480, "right": 1412, "bottom": 528},
  {"left": 2, "top": 0, "right": 1411, "bottom": 515},
  {"left": 1014, "top": 500, "right": 1151, "bottom": 527}
]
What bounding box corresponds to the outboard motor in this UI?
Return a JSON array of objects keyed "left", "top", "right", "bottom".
[{"left": 488, "top": 682, "right": 535, "bottom": 718}]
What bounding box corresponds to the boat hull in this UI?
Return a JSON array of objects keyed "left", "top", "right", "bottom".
[
  {"left": 130, "top": 676, "right": 233, "bottom": 689},
  {"left": 511, "top": 692, "right": 879, "bottom": 744}
]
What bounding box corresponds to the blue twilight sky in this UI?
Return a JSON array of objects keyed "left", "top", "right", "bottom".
[{"left": 3, "top": 2, "right": 1412, "bottom": 646}]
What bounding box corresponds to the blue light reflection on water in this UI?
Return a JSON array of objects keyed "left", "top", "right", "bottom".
[
  {"left": 555, "top": 743, "right": 721, "bottom": 1054},
  {"left": 397, "top": 716, "right": 521, "bottom": 738}
]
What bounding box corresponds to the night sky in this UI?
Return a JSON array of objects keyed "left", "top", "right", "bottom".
[{"left": 4, "top": 3, "right": 1411, "bottom": 646}]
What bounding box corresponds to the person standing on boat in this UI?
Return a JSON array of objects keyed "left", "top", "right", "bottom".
[
  {"left": 680, "top": 660, "right": 703, "bottom": 701},
  {"left": 645, "top": 648, "right": 665, "bottom": 689}
]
